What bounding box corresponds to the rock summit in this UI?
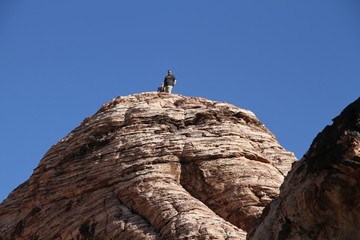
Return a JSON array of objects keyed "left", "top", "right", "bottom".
[{"left": 0, "top": 92, "right": 298, "bottom": 239}]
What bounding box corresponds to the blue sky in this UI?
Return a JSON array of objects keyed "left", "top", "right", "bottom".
[{"left": 1, "top": 1, "right": 359, "bottom": 202}]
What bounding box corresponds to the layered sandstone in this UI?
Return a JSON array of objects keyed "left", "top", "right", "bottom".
[
  {"left": 0, "top": 92, "right": 296, "bottom": 239},
  {"left": 248, "top": 97, "right": 360, "bottom": 240}
]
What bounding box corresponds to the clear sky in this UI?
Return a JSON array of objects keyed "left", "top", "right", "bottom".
[{"left": 1, "top": 1, "right": 359, "bottom": 202}]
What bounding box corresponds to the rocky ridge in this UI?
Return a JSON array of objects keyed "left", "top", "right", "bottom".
[
  {"left": 0, "top": 92, "right": 296, "bottom": 239},
  {"left": 248, "top": 97, "right": 360, "bottom": 240}
]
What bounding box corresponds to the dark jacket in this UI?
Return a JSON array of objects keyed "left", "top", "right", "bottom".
[{"left": 164, "top": 75, "right": 176, "bottom": 86}]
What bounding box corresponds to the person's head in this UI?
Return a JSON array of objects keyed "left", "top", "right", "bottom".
[{"left": 167, "top": 70, "right": 172, "bottom": 75}]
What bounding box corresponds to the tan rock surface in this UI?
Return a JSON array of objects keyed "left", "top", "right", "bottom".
[
  {"left": 248, "top": 97, "right": 360, "bottom": 240},
  {"left": 0, "top": 92, "right": 296, "bottom": 239}
]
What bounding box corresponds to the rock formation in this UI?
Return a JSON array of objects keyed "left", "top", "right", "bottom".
[
  {"left": 0, "top": 92, "right": 296, "bottom": 239},
  {"left": 248, "top": 97, "right": 360, "bottom": 240}
]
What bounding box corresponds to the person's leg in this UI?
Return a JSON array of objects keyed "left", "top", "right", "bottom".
[{"left": 167, "top": 86, "right": 173, "bottom": 94}]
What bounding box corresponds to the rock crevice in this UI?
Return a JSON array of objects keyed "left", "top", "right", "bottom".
[{"left": 248, "top": 97, "right": 360, "bottom": 240}]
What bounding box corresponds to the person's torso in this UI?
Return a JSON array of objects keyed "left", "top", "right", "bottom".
[{"left": 164, "top": 75, "right": 176, "bottom": 85}]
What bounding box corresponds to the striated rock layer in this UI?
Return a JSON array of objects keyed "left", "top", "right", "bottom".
[
  {"left": 0, "top": 92, "right": 296, "bottom": 239},
  {"left": 248, "top": 97, "right": 360, "bottom": 240}
]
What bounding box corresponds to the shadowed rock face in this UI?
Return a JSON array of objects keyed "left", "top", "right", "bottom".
[
  {"left": 248, "top": 97, "right": 360, "bottom": 240},
  {"left": 0, "top": 92, "right": 295, "bottom": 240}
]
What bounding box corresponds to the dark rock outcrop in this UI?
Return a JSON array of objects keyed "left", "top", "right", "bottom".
[
  {"left": 0, "top": 93, "right": 296, "bottom": 239},
  {"left": 248, "top": 97, "right": 360, "bottom": 240}
]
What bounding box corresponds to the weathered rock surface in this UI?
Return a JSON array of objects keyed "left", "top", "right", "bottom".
[
  {"left": 0, "top": 92, "right": 296, "bottom": 239},
  {"left": 248, "top": 97, "right": 360, "bottom": 240}
]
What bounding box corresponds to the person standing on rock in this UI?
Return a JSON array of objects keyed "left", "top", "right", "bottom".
[{"left": 164, "top": 70, "right": 177, "bottom": 94}]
